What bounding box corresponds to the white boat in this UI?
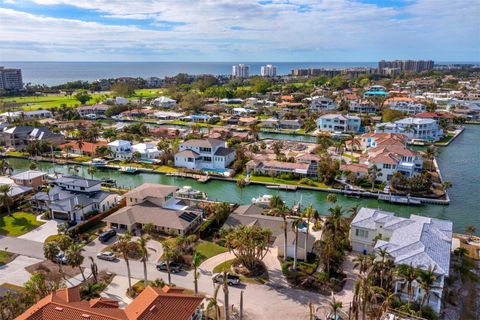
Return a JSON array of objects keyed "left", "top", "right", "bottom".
[
  {"left": 251, "top": 194, "right": 273, "bottom": 208},
  {"left": 378, "top": 194, "right": 422, "bottom": 205},
  {"left": 91, "top": 158, "right": 106, "bottom": 166},
  {"left": 118, "top": 167, "right": 138, "bottom": 174},
  {"left": 176, "top": 186, "right": 207, "bottom": 199}
]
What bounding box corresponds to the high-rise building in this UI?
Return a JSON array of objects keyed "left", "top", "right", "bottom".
[
  {"left": 260, "top": 64, "right": 277, "bottom": 77},
  {"left": 0, "top": 67, "right": 23, "bottom": 91},
  {"left": 232, "top": 64, "right": 249, "bottom": 78},
  {"left": 378, "top": 60, "right": 434, "bottom": 73}
]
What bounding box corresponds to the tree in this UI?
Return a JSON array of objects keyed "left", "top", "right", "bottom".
[
  {"left": 87, "top": 165, "right": 97, "bottom": 180},
  {"left": 74, "top": 91, "right": 91, "bottom": 105},
  {"left": 43, "top": 241, "right": 62, "bottom": 275},
  {"left": 161, "top": 239, "right": 177, "bottom": 286},
  {"left": 206, "top": 283, "right": 222, "bottom": 320},
  {"left": 302, "top": 204, "right": 316, "bottom": 260},
  {"left": 368, "top": 165, "right": 382, "bottom": 192},
  {"left": 465, "top": 224, "right": 476, "bottom": 239},
  {"left": 248, "top": 123, "right": 260, "bottom": 141},
  {"left": 29, "top": 161, "right": 38, "bottom": 170},
  {"left": 137, "top": 237, "right": 149, "bottom": 285},
  {"left": 291, "top": 216, "right": 304, "bottom": 270},
  {"left": 326, "top": 193, "right": 337, "bottom": 205},
  {"left": 65, "top": 243, "right": 86, "bottom": 281},
  {"left": 181, "top": 91, "right": 204, "bottom": 113},
  {"left": 24, "top": 272, "right": 59, "bottom": 301},
  {"left": 416, "top": 265, "right": 439, "bottom": 307},
  {"left": 111, "top": 82, "right": 135, "bottom": 97},
  {"left": 132, "top": 151, "right": 141, "bottom": 162},
  {"left": 423, "top": 146, "right": 437, "bottom": 171},
  {"left": 223, "top": 225, "right": 271, "bottom": 270},
  {"left": 0, "top": 184, "right": 13, "bottom": 215},
  {"left": 192, "top": 250, "right": 201, "bottom": 295},
  {"left": 329, "top": 295, "right": 343, "bottom": 320},
  {"left": 236, "top": 178, "right": 247, "bottom": 200},
  {"left": 269, "top": 194, "right": 284, "bottom": 210},
  {"left": 112, "top": 233, "right": 136, "bottom": 295},
  {"left": 396, "top": 263, "right": 417, "bottom": 304}
]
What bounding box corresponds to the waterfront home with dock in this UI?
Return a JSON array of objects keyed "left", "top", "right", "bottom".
[
  {"left": 376, "top": 118, "right": 444, "bottom": 142},
  {"left": 316, "top": 114, "right": 361, "bottom": 133},
  {"left": 174, "top": 138, "right": 236, "bottom": 171},
  {"left": 350, "top": 207, "right": 452, "bottom": 313}
]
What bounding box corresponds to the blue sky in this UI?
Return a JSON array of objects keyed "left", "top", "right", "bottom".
[{"left": 0, "top": 0, "right": 479, "bottom": 62}]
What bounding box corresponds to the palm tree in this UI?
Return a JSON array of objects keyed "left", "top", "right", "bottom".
[
  {"left": 223, "top": 270, "right": 230, "bottom": 320},
  {"left": 112, "top": 233, "right": 136, "bottom": 295},
  {"left": 29, "top": 161, "right": 38, "bottom": 170},
  {"left": 417, "top": 265, "right": 439, "bottom": 307},
  {"left": 87, "top": 165, "right": 97, "bottom": 179},
  {"left": 396, "top": 263, "right": 417, "bottom": 304},
  {"left": 465, "top": 225, "right": 476, "bottom": 240},
  {"left": 65, "top": 243, "right": 86, "bottom": 281},
  {"left": 0, "top": 184, "right": 13, "bottom": 215},
  {"left": 368, "top": 165, "right": 382, "bottom": 192},
  {"left": 236, "top": 178, "right": 247, "bottom": 201},
  {"left": 161, "top": 239, "right": 177, "bottom": 286},
  {"left": 76, "top": 139, "right": 85, "bottom": 155},
  {"left": 329, "top": 294, "right": 343, "bottom": 320},
  {"left": 269, "top": 194, "right": 284, "bottom": 210},
  {"left": 423, "top": 146, "right": 437, "bottom": 171},
  {"left": 302, "top": 204, "right": 316, "bottom": 259},
  {"left": 248, "top": 123, "right": 260, "bottom": 141},
  {"left": 137, "top": 237, "right": 149, "bottom": 286},
  {"left": 291, "top": 216, "right": 304, "bottom": 270},
  {"left": 43, "top": 241, "right": 63, "bottom": 275},
  {"left": 192, "top": 250, "right": 201, "bottom": 295},
  {"left": 348, "top": 132, "right": 357, "bottom": 157},
  {"left": 326, "top": 193, "right": 337, "bottom": 205},
  {"left": 206, "top": 283, "right": 221, "bottom": 320}
]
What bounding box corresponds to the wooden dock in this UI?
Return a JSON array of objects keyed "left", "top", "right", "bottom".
[
  {"left": 166, "top": 172, "right": 211, "bottom": 183},
  {"left": 266, "top": 184, "right": 298, "bottom": 191}
]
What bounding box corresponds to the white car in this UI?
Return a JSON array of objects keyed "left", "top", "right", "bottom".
[{"left": 97, "top": 251, "right": 116, "bottom": 261}]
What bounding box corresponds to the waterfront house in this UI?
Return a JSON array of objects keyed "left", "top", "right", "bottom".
[
  {"left": 350, "top": 207, "right": 452, "bottom": 313},
  {"left": 131, "top": 142, "right": 161, "bottom": 160},
  {"left": 17, "top": 285, "right": 203, "bottom": 320},
  {"left": 307, "top": 96, "right": 337, "bottom": 112},
  {"left": 386, "top": 97, "right": 426, "bottom": 115},
  {"left": 151, "top": 96, "right": 177, "bottom": 108},
  {"left": 108, "top": 140, "right": 132, "bottom": 160},
  {"left": 0, "top": 110, "right": 53, "bottom": 122},
  {"left": 154, "top": 111, "right": 184, "bottom": 120},
  {"left": 246, "top": 159, "right": 311, "bottom": 177},
  {"left": 174, "top": 138, "right": 235, "bottom": 171},
  {"left": 76, "top": 104, "right": 110, "bottom": 117},
  {"left": 316, "top": 114, "right": 361, "bottom": 133},
  {"left": 376, "top": 118, "right": 444, "bottom": 142},
  {"left": 363, "top": 85, "right": 388, "bottom": 98},
  {"left": 349, "top": 100, "right": 378, "bottom": 113},
  {"left": 0, "top": 176, "right": 32, "bottom": 203},
  {"left": 33, "top": 175, "right": 118, "bottom": 221},
  {"left": 0, "top": 125, "right": 64, "bottom": 149},
  {"left": 104, "top": 183, "right": 202, "bottom": 235},
  {"left": 10, "top": 170, "right": 47, "bottom": 190},
  {"left": 357, "top": 132, "right": 407, "bottom": 151},
  {"left": 60, "top": 140, "right": 108, "bottom": 157}
]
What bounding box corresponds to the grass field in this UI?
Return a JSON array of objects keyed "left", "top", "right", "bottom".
[
  {"left": 195, "top": 241, "right": 228, "bottom": 263},
  {"left": 213, "top": 259, "right": 234, "bottom": 273},
  {"left": 132, "top": 88, "right": 164, "bottom": 98},
  {"left": 235, "top": 174, "right": 329, "bottom": 189},
  {"left": 0, "top": 212, "right": 44, "bottom": 237}
]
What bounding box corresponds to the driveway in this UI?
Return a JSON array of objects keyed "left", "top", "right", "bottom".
[
  {"left": 101, "top": 275, "right": 138, "bottom": 308},
  {"left": 0, "top": 256, "right": 42, "bottom": 286},
  {"left": 18, "top": 219, "right": 59, "bottom": 243}
]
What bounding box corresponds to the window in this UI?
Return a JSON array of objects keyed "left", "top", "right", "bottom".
[{"left": 355, "top": 228, "right": 369, "bottom": 238}]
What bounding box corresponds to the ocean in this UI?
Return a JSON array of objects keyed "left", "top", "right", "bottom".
[{"left": 0, "top": 61, "right": 378, "bottom": 86}]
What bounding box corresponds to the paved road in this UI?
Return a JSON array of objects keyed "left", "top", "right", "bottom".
[{"left": 0, "top": 235, "right": 348, "bottom": 320}]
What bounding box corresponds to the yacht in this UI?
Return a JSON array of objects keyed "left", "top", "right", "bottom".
[{"left": 251, "top": 194, "right": 273, "bottom": 208}]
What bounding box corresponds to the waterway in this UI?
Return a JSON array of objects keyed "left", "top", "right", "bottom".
[{"left": 5, "top": 125, "right": 479, "bottom": 233}]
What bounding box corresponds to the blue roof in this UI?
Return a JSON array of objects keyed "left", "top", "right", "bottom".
[
  {"left": 191, "top": 114, "right": 210, "bottom": 119},
  {"left": 364, "top": 91, "right": 388, "bottom": 95}
]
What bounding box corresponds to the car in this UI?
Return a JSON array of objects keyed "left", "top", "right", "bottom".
[
  {"left": 156, "top": 262, "right": 182, "bottom": 273},
  {"left": 54, "top": 252, "right": 67, "bottom": 264},
  {"left": 98, "top": 229, "right": 116, "bottom": 243},
  {"left": 97, "top": 251, "right": 116, "bottom": 261},
  {"left": 67, "top": 220, "right": 77, "bottom": 228},
  {"left": 211, "top": 273, "right": 240, "bottom": 286}
]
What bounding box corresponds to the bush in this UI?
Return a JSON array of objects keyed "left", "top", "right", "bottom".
[{"left": 299, "top": 178, "right": 316, "bottom": 186}]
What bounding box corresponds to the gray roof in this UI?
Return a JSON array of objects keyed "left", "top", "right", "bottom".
[
  {"left": 175, "top": 150, "right": 200, "bottom": 158},
  {"left": 274, "top": 230, "right": 315, "bottom": 250},
  {"left": 11, "top": 170, "right": 47, "bottom": 180},
  {"left": 181, "top": 138, "right": 225, "bottom": 149},
  {"left": 53, "top": 175, "right": 102, "bottom": 188},
  {"left": 214, "top": 147, "right": 235, "bottom": 157},
  {"left": 36, "top": 185, "right": 114, "bottom": 212},
  {"left": 124, "top": 183, "right": 178, "bottom": 200},
  {"left": 3, "top": 125, "right": 33, "bottom": 134},
  {"left": 354, "top": 208, "right": 452, "bottom": 276}
]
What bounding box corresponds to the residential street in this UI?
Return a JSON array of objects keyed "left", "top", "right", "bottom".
[{"left": 0, "top": 234, "right": 354, "bottom": 319}]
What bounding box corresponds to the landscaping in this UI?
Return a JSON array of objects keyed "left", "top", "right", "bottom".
[
  {"left": 0, "top": 250, "right": 17, "bottom": 266},
  {"left": 213, "top": 259, "right": 268, "bottom": 285},
  {"left": 194, "top": 241, "right": 228, "bottom": 262},
  {"left": 0, "top": 212, "right": 44, "bottom": 237}
]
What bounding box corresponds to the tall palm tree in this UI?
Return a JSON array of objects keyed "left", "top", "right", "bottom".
[
  {"left": 206, "top": 283, "right": 221, "bottom": 320},
  {"left": 112, "top": 233, "right": 136, "bottom": 295},
  {"left": 161, "top": 239, "right": 177, "bottom": 286},
  {"left": 302, "top": 204, "right": 316, "bottom": 259},
  {"left": 271, "top": 203, "right": 289, "bottom": 261},
  {"left": 291, "top": 216, "right": 304, "bottom": 270},
  {"left": 368, "top": 165, "right": 382, "bottom": 192},
  {"left": 396, "top": 263, "right": 417, "bottom": 304},
  {"left": 349, "top": 132, "right": 357, "bottom": 157},
  {"left": 416, "top": 265, "right": 439, "bottom": 307},
  {"left": 236, "top": 178, "right": 247, "bottom": 201},
  {"left": 326, "top": 193, "right": 337, "bottom": 205},
  {"left": 329, "top": 294, "right": 343, "bottom": 320},
  {"left": 87, "top": 165, "right": 97, "bottom": 180},
  {"left": 137, "top": 237, "right": 149, "bottom": 286},
  {"left": 0, "top": 184, "right": 13, "bottom": 215},
  {"left": 192, "top": 250, "right": 201, "bottom": 295},
  {"left": 65, "top": 243, "right": 86, "bottom": 281},
  {"left": 423, "top": 146, "right": 437, "bottom": 171},
  {"left": 43, "top": 241, "right": 63, "bottom": 275}
]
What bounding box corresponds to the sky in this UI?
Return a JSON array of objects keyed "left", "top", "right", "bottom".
[{"left": 0, "top": 0, "right": 479, "bottom": 62}]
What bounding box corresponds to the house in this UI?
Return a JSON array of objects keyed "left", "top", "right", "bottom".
[
  {"left": 105, "top": 96, "right": 129, "bottom": 105},
  {"left": 376, "top": 118, "right": 444, "bottom": 142},
  {"left": 349, "top": 101, "right": 378, "bottom": 114},
  {"left": 60, "top": 141, "right": 108, "bottom": 157},
  {"left": 17, "top": 285, "right": 203, "bottom": 320},
  {"left": 223, "top": 205, "right": 313, "bottom": 260},
  {"left": 307, "top": 96, "right": 337, "bottom": 112},
  {"left": 246, "top": 159, "right": 311, "bottom": 177},
  {"left": 104, "top": 183, "right": 202, "bottom": 236},
  {"left": 76, "top": 104, "right": 110, "bottom": 117},
  {"left": 389, "top": 102, "right": 427, "bottom": 115},
  {"left": 154, "top": 111, "right": 184, "bottom": 120},
  {"left": 108, "top": 140, "right": 132, "bottom": 160},
  {"left": 10, "top": 170, "right": 47, "bottom": 190},
  {"left": 0, "top": 110, "right": 53, "bottom": 122},
  {"left": 151, "top": 96, "right": 177, "bottom": 108},
  {"left": 219, "top": 98, "right": 244, "bottom": 105},
  {"left": 32, "top": 175, "right": 119, "bottom": 221},
  {"left": 238, "top": 117, "right": 258, "bottom": 126},
  {"left": 150, "top": 127, "right": 185, "bottom": 138},
  {"left": 0, "top": 176, "right": 33, "bottom": 202},
  {"left": 316, "top": 114, "right": 361, "bottom": 133},
  {"left": 132, "top": 142, "right": 161, "bottom": 160},
  {"left": 339, "top": 163, "right": 368, "bottom": 179},
  {"left": 0, "top": 126, "right": 64, "bottom": 149},
  {"left": 363, "top": 85, "right": 388, "bottom": 98},
  {"left": 174, "top": 139, "right": 235, "bottom": 171},
  {"left": 350, "top": 207, "right": 452, "bottom": 313},
  {"left": 279, "top": 119, "right": 303, "bottom": 130},
  {"left": 358, "top": 132, "right": 407, "bottom": 151}
]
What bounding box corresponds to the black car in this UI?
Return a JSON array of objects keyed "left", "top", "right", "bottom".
[
  {"left": 156, "top": 262, "right": 182, "bottom": 273},
  {"left": 98, "top": 229, "right": 116, "bottom": 242}
]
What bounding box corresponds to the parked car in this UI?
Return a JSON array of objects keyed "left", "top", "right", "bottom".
[
  {"left": 97, "top": 251, "right": 116, "bottom": 261},
  {"left": 211, "top": 273, "right": 240, "bottom": 286},
  {"left": 156, "top": 262, "right": 182, "bottom": 273},
  {"left": 98, "top": 229, "right": 116, "bottom": 243},
  {"left": 54, "top": 252, "right": 67, "bottom": 264}
]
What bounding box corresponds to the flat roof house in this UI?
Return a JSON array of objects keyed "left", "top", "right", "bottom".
[{"left": 350, "top": 207, "right": 452, "bottom": 313}]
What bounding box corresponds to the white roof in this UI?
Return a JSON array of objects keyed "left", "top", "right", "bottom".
[
  {"left": 108, "top": 140, "right": 131, "bottom": 147},
  {"left": 153, "top": 96, "right": 176, "bottom": 103},
  {"left": 11, "top": 170, "right": 47, "bottom": 180},
  {"left": 319, "top": 114, "right": 360, "bottom": 120},
  {"left": 132, "top": 142, "right": 158, "bottom": 152},
  {"left": 395, "top": 117, "right": 436, "bottom": 125},
  {"left": 353, "top": 207, "right": 452, "bottom": 276}
]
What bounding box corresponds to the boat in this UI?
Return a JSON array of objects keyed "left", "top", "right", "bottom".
[
  {"left": 176, "top": 186, "right": 207, "bottom": 200},
  {"left": 91, "top": 158, "right": 107, "bottom": 166},
  {"left": 101, "top": 177, "right": 117, "bottom": 187},
  {"left": 251, "top": 194, "right": 273, "bottom": 208},
  {"left": 118, "top": 167, "right": 138, "bottom": 174}
]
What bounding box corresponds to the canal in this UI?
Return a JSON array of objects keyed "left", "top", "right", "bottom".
[{"left": 5, "top": 125, "right": 479, "bottom": 233}]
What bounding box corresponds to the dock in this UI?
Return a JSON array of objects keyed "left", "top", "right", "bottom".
[
  {"left": 266, "top": 184, "right": 298, "bottom": 191},
  {"left": 378, "top": 194, "right": 422, "bottom": 205},
  {"left": 166, "top": 172, "right": 211, "bottom": 183}
]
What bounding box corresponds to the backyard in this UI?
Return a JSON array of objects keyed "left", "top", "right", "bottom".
[{"left": 0, "top": 212, "right": 44, "bottom": 237}]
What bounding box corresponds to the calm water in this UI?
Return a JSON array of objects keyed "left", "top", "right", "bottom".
[
  {"left": 5, "top": 125, "right": 480, "bottom": 233},
  {"left": 1, "top": 61, "right": 378, "bottom": 85}
]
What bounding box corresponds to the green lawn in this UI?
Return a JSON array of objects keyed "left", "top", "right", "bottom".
[
  {"left": 0, "top": 250, "right": 15, "bottom": 265},
  {"left": 235, "top": 174, "right": 329, "bottom": 189},
  {"left": 155, "top": 165, "right": 178, "bottom": 173},
  {"left": 132, "top": 88, "right": 164, "bottom": 98},
  {"left": 213, "top": 259, "right": 234, "bottom": 273},
  {"left": 0, "top": 212, "right": 44, "bottom": 237},
  {"left": 435, "top": 133, "right": 455, "bottom": 145},
  {"left": 213, "top": 258, "right": 268, "bottom": 284},
  {"left": 3, "top": 93, "right": 108, "bottom": 111},
  {"left": 195, "top": 241, "right": 228, "bottom": 262},
  {"left": 5, "top": 151, "right": 29, "bottom": 157}
]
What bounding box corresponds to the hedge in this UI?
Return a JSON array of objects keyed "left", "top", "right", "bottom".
[{"left": 69, "top": 199, "right": 126, "bottom": 236}]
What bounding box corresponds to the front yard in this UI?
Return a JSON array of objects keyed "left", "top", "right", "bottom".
[
  {"left": 195, "top": 241, "right": 228, "bottom": 263},
  {"left": 235, "top": 174, "right": 330, "bottom": 189},
  {"left": 0, "top": 212, "right": 44, "bottom": 237}
]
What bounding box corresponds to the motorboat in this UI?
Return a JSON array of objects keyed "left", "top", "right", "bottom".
[
  {"left": 251, "top": 194, "right": 273, "bottom": 208},
  {"left": 176, "top": 186, "right": 207, "bottom": 199}
]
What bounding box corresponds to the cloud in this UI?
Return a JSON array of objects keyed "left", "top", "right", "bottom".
[{"left": 0, "top": 0, "right": 479, "bottom": 61}]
